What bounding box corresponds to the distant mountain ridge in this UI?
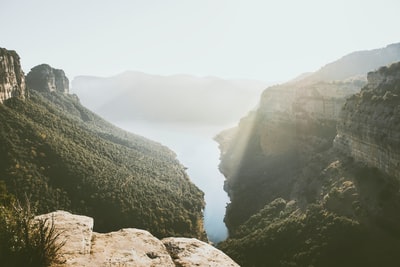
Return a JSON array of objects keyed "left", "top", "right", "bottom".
[
  {"left": 72, "top": 71, "right": 268, "bottom": 125},
  {"left": 303, "top": 42, "right": 400, "bottom": 82}
]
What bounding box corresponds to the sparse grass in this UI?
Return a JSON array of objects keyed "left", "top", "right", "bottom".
[{"left": 0, "top": 199, "right": 65, "bottom": 267}]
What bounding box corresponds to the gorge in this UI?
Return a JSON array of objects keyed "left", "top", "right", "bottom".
[
  {"left": 2, "top": 41, "right": 400, "bottom": 266},
  {"left": 71, "top": 72, "right": 267, "bottom": 243}
]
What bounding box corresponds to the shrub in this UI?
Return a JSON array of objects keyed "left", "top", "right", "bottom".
[{"left": 0, "top": 199, "right": 65, "bottom": 267}]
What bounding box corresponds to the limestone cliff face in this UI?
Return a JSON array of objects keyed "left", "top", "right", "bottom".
[
  {"left": 217, "top": 80, "right": 361, "bottom": 187},
  {"left": 36, "top": 211, "right": 239, "bottom": 267},
  {"left": 217, "top": 80, "right": 363, "bottom": 206},
  {"left": 0, "top": 48, "right": 26, "bottom": 103},
  {"left": 258, "top": 80, "right": 363, "bottom": 120},
  {"left": 217, "top": 43, "right": 400, "bottom": 234},
  {"left": 26, "top": 64, "right": 69, "bottom": 94},
  {"left": 217, "top": 45, "right": 400, "bottom": 266},
  {"left": 334, "top": 62, "right": 400, "bottom": 179}
]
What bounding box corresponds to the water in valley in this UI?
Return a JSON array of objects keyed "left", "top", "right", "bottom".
[{"left": 116, "top": 121, "right": 230, "bottom": 243}]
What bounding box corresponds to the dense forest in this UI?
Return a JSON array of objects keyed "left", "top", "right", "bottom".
[
  {"left": 219, "top": 148, "right": 400, "bottom": 266},
  {"left": 0, "top": 90, "right": 206, "bottom": 240}
]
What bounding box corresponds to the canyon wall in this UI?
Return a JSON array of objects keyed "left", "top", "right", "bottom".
[
  {"left": 258, "top": 80, "right": 363, "bottom": 120},
  {"left": 217, "top": 79, "right": 364, "bottom": 211},
  {"left": 0, "top": 48, "right": 26, "bottom": 103},
  {"left": 216, "top": 43, "right": 400, "bottom": 266},
  {"left": 217, "top": 43, "right": 400, "bottom": 236},
  {"left": 334, "top": 62, "right": 400, "bottom": 179}
]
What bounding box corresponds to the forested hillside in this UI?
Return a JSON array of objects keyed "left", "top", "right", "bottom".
[{"left": 0, "top": 90, "right": 206, "bottom": 240}]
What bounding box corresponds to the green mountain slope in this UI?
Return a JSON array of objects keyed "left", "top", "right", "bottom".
[{"left": 0, "top": 90, "right": 206, "bottom": 240}]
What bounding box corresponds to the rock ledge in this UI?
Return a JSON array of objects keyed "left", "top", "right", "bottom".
[{"left": 36, "top": 211, "right": 238, "bottom": 267}]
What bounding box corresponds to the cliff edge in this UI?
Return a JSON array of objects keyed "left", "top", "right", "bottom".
[{"left": 36, "top": 211, "right": 238, "bottom": 267}]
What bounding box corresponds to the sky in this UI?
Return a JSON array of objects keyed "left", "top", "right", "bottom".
[{"left": 1, "top": 0, "right": 400, "bottom": 82}]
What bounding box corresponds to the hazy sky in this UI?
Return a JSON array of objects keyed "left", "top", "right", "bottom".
[{"left": 1, "top": 0, "right": 399, "bottom": 82}]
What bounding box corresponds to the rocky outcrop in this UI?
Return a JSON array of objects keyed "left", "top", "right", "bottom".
[
  {"left": 26, "top": 64, "right": 69, "bottom": 94},
  {"left": 258, "top": 80, "right": 363, "bottom": 121},
  {"left": 36, "top": 211, "right": 238, "bottom": 267},
  {"left": 36, "top": 210, "right": 93, "bottom": 263},
  {"left": 0, "top": 48, "right": 26, "bottom": 103},
  {"left": 334, "top": 62, "right": 400, "bottom": 179},
  {"left": 163, "top": 238, "right": 239, "bottom": 267}
]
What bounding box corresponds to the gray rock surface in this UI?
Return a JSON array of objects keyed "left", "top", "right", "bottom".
[
  {"left": 163, "top": 237, "right": 239, "bottom": 267},
  {"left": 26, "top": 64, "right": 69, "bottom": 94},
  {"left": 89, "top": 229, "right": 175, "bottom": 267},
  {"left": 36, "top": 211, "right": 238, "bottom": 267},
  {"left": 0, "top": 47, "right": 26, "bottom": 102}
]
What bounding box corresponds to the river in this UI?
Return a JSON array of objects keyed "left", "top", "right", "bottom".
[{"left": 115, "top": 121, "right": 230, "bottom": 243}]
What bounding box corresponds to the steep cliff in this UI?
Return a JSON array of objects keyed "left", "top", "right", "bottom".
[
  {"left": 0, "top": 47, "right": 26, "bottom": 103},
  {"left": 334, "top": 62, "right": 400, "bottom": 179},
  {"left": 217, "top": 44, "right": 400, "bottom": 266},
  {"left": 217, "top": 73, "right": 366, "bottom": 234},
  {"left": 218, "top": 44, "right": 400, "bottom": 231},
  {"left": 26, "top": 64, "right": 69, "bottom": 94}
]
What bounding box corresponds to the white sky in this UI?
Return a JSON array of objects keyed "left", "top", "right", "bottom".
[{"left": 1, "top": 0, "right": 399, "bottom": 82}]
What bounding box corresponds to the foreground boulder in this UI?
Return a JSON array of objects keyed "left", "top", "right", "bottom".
[
  {"left": 163, "top": 237, "right": 239, "bottom": 267},
  {"left": 36, "top": 211, "right": 238, "bottom": 267}
]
